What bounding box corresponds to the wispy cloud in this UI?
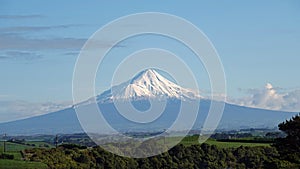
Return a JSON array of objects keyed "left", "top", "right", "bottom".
[
  {"left": 0, "top": 51, "right": 42, "bottom": 61},
  {"left": 0, "top": 100, "right": 71, "bottom": 123},
  {"left": 0, "top": 24, "right": 82, "bottom": 33},
  {"left": 228, "top": 83, "right": 300, "bottom": 112},
  {"left": 0, "top": 33, "right": 86, "bottom": 50},
  {"left": 0, "top": 94, "right": 11, "bottom": 99},
  {"left": 0, "top": 14, "right": 43, "bottom": 19},
  {"left": 0, "top": 33, "right": 125, "bottom": 50},
  {"left": 63, "top": 51, "right": 80, "bottom": 56}
]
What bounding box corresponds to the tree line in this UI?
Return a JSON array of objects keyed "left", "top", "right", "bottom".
[{"left": 22, "top": 114, "right": 300, "bottom": 169}]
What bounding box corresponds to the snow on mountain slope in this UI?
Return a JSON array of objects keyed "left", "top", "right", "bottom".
[{"left": 96, "top": 69, "right": 201, "bottom": 103}]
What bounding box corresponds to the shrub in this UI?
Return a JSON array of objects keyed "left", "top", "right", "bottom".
[{"left": 0, "top": 153, "right": 14, "bottom": 159}]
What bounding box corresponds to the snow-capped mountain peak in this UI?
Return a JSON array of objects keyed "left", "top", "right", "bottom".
[{"left": 97, "top": 69, "right": 201, "bottom": 103}]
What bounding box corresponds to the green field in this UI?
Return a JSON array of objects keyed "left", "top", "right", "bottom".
[
  {"left": 205, "top": 139, "right": 271, "bottom": 148},
  {"left": 179, "top": 135, "right": 271, "bottom": 148},
  {"left": 0, "top": 141, "right": 49, "bottom": 169},
  {"left": 0, "top": 142, "right": 34, "bottom": 152},
  {"left": 0, "top": 159, "right": 48, "bottom": 169},
  {"left": 150, "top": 135, "right": 271, "bottom": 148},
  {"left": 0, "top": 141, "right": 53, "bottom": 152}
]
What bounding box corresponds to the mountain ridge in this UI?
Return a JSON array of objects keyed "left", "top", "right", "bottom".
[{"left": 96, "top": 69, "right": 201, "bottom": 103}]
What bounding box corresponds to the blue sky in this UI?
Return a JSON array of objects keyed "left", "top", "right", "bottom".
[{"left": 0, "top": 0, "right": 300, "bottom": 122}]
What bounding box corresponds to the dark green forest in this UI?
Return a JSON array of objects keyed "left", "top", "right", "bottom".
[{"left": 19, "top": 114, "right": 300, "bottom": 169}]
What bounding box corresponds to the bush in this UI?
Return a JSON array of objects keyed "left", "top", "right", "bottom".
[
  {"left": 59, "top": 144, "right": 87, "bottom": 149},
  {"left": 274, "top": 114, "right": 300, "bottom": 163},
  {"left": 0, "top": 153, "right": 14, "bottom": 159}
]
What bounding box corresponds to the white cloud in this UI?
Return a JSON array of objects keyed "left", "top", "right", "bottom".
[
  {"left": 229, "top": 83, "right": 300, "bottom": 112},
  {"left": 0, "top": 100, "right": 71, "bottom": 123},
  {"left": 282, "top": 90, "right": 300, "bottom": 111}
]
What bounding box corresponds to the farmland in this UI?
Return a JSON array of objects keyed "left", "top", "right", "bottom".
[{"left": 0, "top": 135, "right": 273, "bottom": 169}]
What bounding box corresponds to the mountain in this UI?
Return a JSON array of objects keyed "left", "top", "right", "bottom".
[
  {"left": 0, "top": 69, "right": 298, "bottom": 135},
  {"left": 86, "top": 69, "right": 200, "bottom": 104}
]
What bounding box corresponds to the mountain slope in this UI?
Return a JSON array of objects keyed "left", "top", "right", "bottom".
[
  {"left": 0, "top": 69, "right": 297, "bottom": 135},
  {"left": 0, "top": 100, "right": 297, "bottom": 135}
]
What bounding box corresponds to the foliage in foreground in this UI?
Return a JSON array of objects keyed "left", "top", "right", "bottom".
[
  {"left": 274, "top": 114, "right": 300, "bottom": 164},
  {"left": 24, "top": 143, "right": 299, "bottom": 169},
  {"left": 23, "top": 114, "right": 300, "bottom": 169}
]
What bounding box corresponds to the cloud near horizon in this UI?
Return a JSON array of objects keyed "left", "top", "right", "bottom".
[
  {"left": 0, "top": 100, "right": 71, "bottom": 123},
  {"left": 228, "top": 83, "right": 300, "bottom": 112}
]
